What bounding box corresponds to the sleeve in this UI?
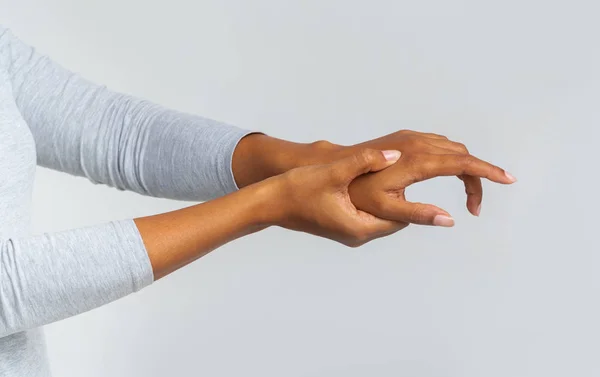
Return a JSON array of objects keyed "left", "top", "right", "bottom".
[
  {"left": 0, "top": 26, "right": 254, "bottom": 202},
  {"left": 0, "top": 219, "right": 153, "bottom": 338}
]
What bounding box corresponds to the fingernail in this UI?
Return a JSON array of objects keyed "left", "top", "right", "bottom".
[
  {"left": 475, "top": 204, "right": 481, "bottom": 217},
  {"left": 504, "top": 171, "right": 517, "bottom": 183},
  {"left": 433, "top": 215, "right": 455, "bottom": 227},
  {"left": 382, "top": 150, "right": 401, "bottom": 162}
]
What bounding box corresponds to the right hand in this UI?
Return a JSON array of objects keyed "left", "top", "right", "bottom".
[
  {"left": 264, "top": 148, "right": 408, "bottom": 247},
  {"left": 348, "top": 145, "right": 516, "bottom": 226}
]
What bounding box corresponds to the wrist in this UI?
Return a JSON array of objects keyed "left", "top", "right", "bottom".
[
  {"left": 237, "top": 175, "right": 287, "bottom": 228},
  {"left": 232, "top": 134, "right": 344, "bottom": 188}
]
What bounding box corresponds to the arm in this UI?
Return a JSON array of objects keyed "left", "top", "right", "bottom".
[
  {"left": 0, "top": 26, "right": 255, "bottom": 201},
  {"left": 0, "top": 148, "right": 404, "bottom": 338},
  {"left": 0, "top": 26, "right": 515, "bottom": 339},
  {"left": 0, "top": 145, "right": 513, "bottom": 337},
  {"left": 0, "top": 26, "right": 504, "bottom": 217}
]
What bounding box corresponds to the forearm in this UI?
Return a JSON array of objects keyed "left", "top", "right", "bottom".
[
  {"left": 0, "top": 177, "right": 281, "bottom": 337},
  {"left": 0, "top": 220, "right": 152, "bottom": 338},
  {"left": 1, "top": 26, "right": 351, "bottom": 197},
  {"left": 1, "top": 26, "right": 253, "bottom": 201},
  {"left": 134, "top": 177, "right": 276, "bottom": 279},
  {"left": 232, "top": 134, "right": 343, "bottom": 188}
]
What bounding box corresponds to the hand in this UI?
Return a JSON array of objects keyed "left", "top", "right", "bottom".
[
  {"left": 232, "top": 130, "right": 516, "bottom": 222},
  {"left": 337, "top": 130, "right": 515, "bottom": 217},
  {"left": 264, "top": 148, "right": 408, "bottom": 247},
  {"left": 347, "top": 144, "right": 516, "bottom": 227}
]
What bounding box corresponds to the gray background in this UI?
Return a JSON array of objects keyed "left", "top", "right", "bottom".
[{"left": 2, "top": 0, "right": 599, "bottom": 376}]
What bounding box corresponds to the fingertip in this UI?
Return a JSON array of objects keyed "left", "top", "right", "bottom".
[
  {"left": 466, "top": 197, "right": 481, "bottom": 216},
  {"left": 433, "top": 214, "right": 455, "bottom": 227},
  {"left": 467, "top": 205, "right": 477, "bottom": 217},
  {"left": 504, "top": 171, "right": 517, "bottom": 183}
]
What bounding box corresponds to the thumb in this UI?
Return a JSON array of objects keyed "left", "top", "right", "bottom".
[
  {"left": 387, "top": 200, "right": 455, "bottom": 227},
  {"left": 334, "top": 149, "right": 401, "bottom": 183}
]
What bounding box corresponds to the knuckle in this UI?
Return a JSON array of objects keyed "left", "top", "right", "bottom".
[
  {"left": 349, "top": 155, "right": 364, "bottom": 175},
  {"left": 460, "top": 155, "right": 475, "bottom": 166},
  {"left": 351, "top": 151, "right": 364, "bottom": 168},
  {"left": 355, "top": 229, "right": 370, "bottom": 243},
  {"left": 409, "top": 205, "right": 427, "bottom": 223},
  {"left": 310, "top": 140, "right": 337, "bottom": 152},
  {"left": 456, "top": 142, "right": 469, "bottom": 153},
  {"left": 343, "top": 231, "right": 368, "bottom": 248},
  {"left": 344, "top": 240, "right": 363, "bottom": 248},
  {"left": 343, "top": 223, "right": 370, "bottom": 245},
  {"left": 354, "top": 149, "right": 378, "bottom": 171},
  {"left": 350, "top": 225, "right": 365, "bottom": 239},
  {"left": 350, "top": 233, "right": 369, "bottom": 248},
  {"left": 359, "top": 148, "right": 376, "bottom": 163}
]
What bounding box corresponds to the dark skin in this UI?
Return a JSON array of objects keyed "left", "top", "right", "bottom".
[
  {"left": 232, "top": 130, "right": 516, "bottom": 225},
  {"left": 136, "top": 129, "right": 516, "bottom": 279}
]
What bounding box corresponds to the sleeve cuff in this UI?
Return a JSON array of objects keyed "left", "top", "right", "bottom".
[{"left": 221, "top": 129, "right": 263, "bottom": 193}]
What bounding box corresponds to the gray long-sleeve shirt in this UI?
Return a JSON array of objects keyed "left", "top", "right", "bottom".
[{"left": 0, "top": 25, "right": 252, "bottom": 376}]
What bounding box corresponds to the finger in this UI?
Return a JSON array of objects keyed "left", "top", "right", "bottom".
[
  {"left": 365, "top": 221, "right": 411, "bottom": 243},
  {"left": 425, "top": 139, "right": 469, "bottom": 154},
  {"left": 361, "top": 216, "right": 410, "bottom": 239},
  {"left": 339, "top": 215, "right": 409, "bottom": 247},
  {"left": 462, "top": 175, "right": 483, "bottom": 216},
  {"left": 419, "top": 132, "right": 449, "bottom": 140},
  {"left": 424, "top": 142, "right": 483, "bottom": 216},
  {"left": 333, "top": 148, "right": 401, "bottom": 183},
  {"left": 374, "top": 199, "right": 455, "bottom": 227},
  {"left": 411, "top": 154, "right": 516, "bottom": 184},
  {"left": 403, "top": 130, "right": 448, "bottom": 140}
]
